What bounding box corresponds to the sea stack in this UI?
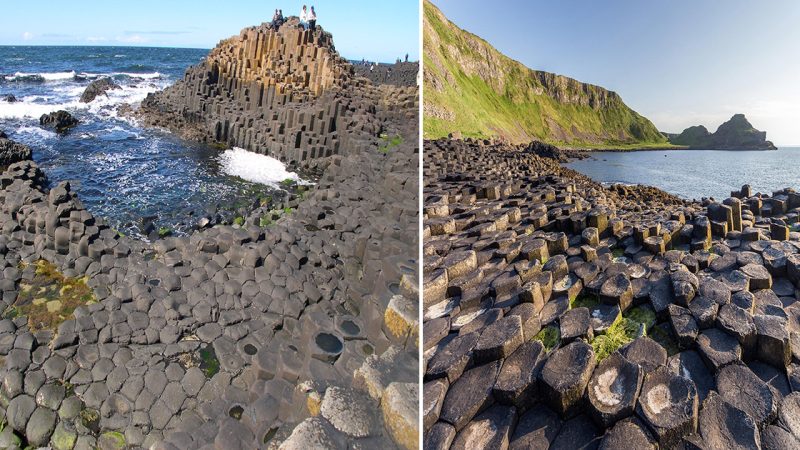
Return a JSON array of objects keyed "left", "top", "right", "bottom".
[{"left": 0, "top": 19, "right": 419, "bottom": 449}]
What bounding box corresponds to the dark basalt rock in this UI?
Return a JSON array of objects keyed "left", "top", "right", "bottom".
[
  {"left": 550, "top": 414, "right": 601, "bottom": 450},
  {"left": 669, "top": 113, "right": 777, "bottom": 150},
  {"left": 666, "top": 350, "right": 714, "bottom": 403},
  {"left": 539, "top": 340, "right": 596, "bottom": 418},
  {"left": 439, "top": 360, "right": 502, "bottom": 431},
  {"left": 0, "top": 136, "right": 32, "bottom": 167},
  {"left": 635, "top": 367, "right": 698, "bottom": 448},
  {"left": 450, "top": 404, "right": 517, "bottom": 449},
  {"left": 493, "top": 340, "right": 546, "bottom": 410},
  {"left": 696, "top": 391, "right": 760, "bottom": 450},
  {"left": 473, "top": 315, "right": 525, "bottom": 364},
  {"left": 598, "top": 417, "right": 656, "bottom": 450},
  {"left": 79, "top": 77, "right": 121, "bottom": 103},
  {"left": 39, "top": 110, "right": 78, "bottom": 133},
  {"left": 620, "top": 336, "right": 667, "bottom": 373},
  {"left": 509, "top": 403, "right": 562, "bottom": 450},
  {"left": 716, "top": 363, "right": 777, "bottom": 428},
  {"left": 586, "top": 352, "right": 643, "bottom": 428}
]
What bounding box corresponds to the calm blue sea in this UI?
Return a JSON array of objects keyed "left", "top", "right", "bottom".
[
  {"left": 0, "top": 46, "right": 299, "bottom": 238},
  {"left": 565, "top": 148, "right": 800, "bottom": 201}
]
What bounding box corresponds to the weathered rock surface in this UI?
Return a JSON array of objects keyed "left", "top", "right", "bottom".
[{"left": 39, "top": 110, "right": 78, "bottom": 133}]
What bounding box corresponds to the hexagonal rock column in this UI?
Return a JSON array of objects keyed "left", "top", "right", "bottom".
[
  {"left": 599, "top": 273, "right": 633, "bottom": 312},
  {"left": 620, "top": 336, "right": 667, "bottom": 373},
  {"left": 473, "top": 315, "right": 525, "bottom": 364},
  {"left": 696, "top": 391, "right": 759, "bottom": 450},
  {"left": 716, "top": 363, "right": 778, "bottom": 428},
  {"left": 493, "top": 340, "right": 546, "bottom": 410},
  {"left": 381, "top": 382, "right": 418, "bottom": 450},
  {"left": 740, "top": 263, "right": 772, "bottom": 290},
  {"left": 696, "top": 328, "right": 742, "bottom": 372},
  {"left": 754, "top": 314, "right": 792, "bottom": 369},
  {"left": 599, "top": 417, "right": 657, "bottom": 450},
  {"left": 635, "top": 367, "right": 698, "bottom": 448},
  {"left": 586, "top": 353, "right": 643, "bottom": 428},
  {"left": 559, "top": 307, "right": 593, "bottom": 343},
  {"left": 450, "top": 405, "right": 518, "bottom": 450},
  {"left": 539, "top": 340, "right": 596, "bottom": 418},
  {"left": 439, "top": 360, "right": 503, "bottom": 431}
]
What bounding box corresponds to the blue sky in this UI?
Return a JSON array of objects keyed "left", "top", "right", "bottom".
[
  {"left": 0, "top": 0, "right": 419, "bottom": 63},
  {"left": 435, "top": 0, "right": 800, "bottom": 145}
]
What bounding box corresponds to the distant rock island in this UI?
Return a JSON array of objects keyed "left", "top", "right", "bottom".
[{"left": 666, "top": 114, "right": 777, "bottom": 150}]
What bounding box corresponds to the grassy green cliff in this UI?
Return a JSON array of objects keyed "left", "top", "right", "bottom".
[{"left": 423, "top": 0, "right": 671, "bottom": 148}]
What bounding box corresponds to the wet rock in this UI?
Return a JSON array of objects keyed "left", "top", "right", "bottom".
[
  {"left": 39, "top": 110, "right": 79, "bottom": 133},
  {"left": 539, "top": 340, "right": 596, "bottom": 418},
  {"left": 80, "top": 78, "right": 121, "bottom": 103}
]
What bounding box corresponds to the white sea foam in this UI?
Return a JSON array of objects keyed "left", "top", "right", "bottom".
[
  {"left": 115, "top": 72, "right": 162, "bottom": 80},
  {"left": 4, "top": 70, "right": 76, "bottom": 81},
  {"left": 15, "top": 126, "right": 57, "bottom": 139},
  {"left": 0, "top": 100, "right": 81, "bottom": 119},
  {"left": 219, "top": 147, "right": 306, "bottom": 186}
]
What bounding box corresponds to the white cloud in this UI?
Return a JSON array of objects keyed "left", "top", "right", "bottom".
[
  {"left": 86, "top": 36, "right": 108, "bottom": 43},
  {"left": 22, "top": 32, "right": 33, "bottom": 41},
  {"left": 116, "top": 34, "right": 147, "bottom": 44}
]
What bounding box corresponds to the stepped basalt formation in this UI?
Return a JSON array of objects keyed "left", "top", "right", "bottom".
[
  {"left": 423, "top": 0, "right": 668, "bottom": 148},
  {"left": 0, "top": 20, "right": 419, "bottom": 450},
  {"left": 423, "top": 138, "right": 800, "bottom": 449},
  {"left": 138, "top": 18, "right": 418, "bottom": 168}
]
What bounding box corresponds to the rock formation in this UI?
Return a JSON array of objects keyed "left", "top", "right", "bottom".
[
  {"left": 422, "top": 0, "right": 667, "bottom": 147},
  {"left": 0, "top": 135, "right": 32, "bottom": 168},
  {"left": 80, "top": 78, "right": 121, "bottom": 103},
  {"left": 1, "top": 20, "right": 419, "bottom": 450},
  {"left": 669, "top": 114, "right": 777, "bottom": 150},
  {"left": 39, "top": 111, "right": 78, "bottom": 133},
  {"left": 424, "top": 137, "right": 800, "bottom": 448},
  {"left": 138, "top": 18, "right": 418, "bottom": 169}
]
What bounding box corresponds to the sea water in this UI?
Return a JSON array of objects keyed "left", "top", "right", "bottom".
[
  {"left": 565, "top": 148, "right": 800, "bottom": 201},
  {"left": 0, "top": 46, "right": 302, "bottom": 238}
]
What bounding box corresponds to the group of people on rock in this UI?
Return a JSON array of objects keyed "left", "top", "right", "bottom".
[{"left": 270, "top": 5, "right": 317, "bottom": 31}]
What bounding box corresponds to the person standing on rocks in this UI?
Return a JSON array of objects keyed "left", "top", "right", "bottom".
[
  {"left": 308, "top": 6, "right": 317, "bottom": 31},
  {"left": 299, "top": 5, "right": 308, "bottom": 29},
  {"left": 271, "top": 9, "right": 284, "bottom": 30}
]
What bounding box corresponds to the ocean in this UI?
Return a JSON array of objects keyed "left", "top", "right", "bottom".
[
  {"left": 564, "top": 147, "right": 800, "bottom": 201},
  {"left": 0, "top": 46, "right": 302, "bottom": 238}
]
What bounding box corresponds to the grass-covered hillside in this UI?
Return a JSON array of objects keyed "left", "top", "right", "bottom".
[{"left": 423, "top": 0, "right": 673, "bottom": 148}]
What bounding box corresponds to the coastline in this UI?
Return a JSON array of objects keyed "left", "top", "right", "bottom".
[{"left": 424, "top": 137, "right": 800, "bottom": 447}]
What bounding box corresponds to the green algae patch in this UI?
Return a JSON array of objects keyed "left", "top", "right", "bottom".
[
  {"left": 571, "top": 292, "right": 599, "bottom": 310},
  {"left": 649, "top": 323, "right": 680, "bottom": 356},
  {"left": 199, "top": 346, "right": 220, "bottom": 378},
  {"left": 625, "top": 305, "right": 657, "bottom": 332},
  {"left": 6, "top": 260, "right": 95, "bottom": 332},
  {"left": 591, "top": 317, "right": 640, "bottom": 362},
  {"left": 534, "top": 325, "right": 560, "bottom": 352},
  {"left": 79, "top": 408, "right": 100, "bottom": 434},
  {"left": 98, "top": 431, "right": 126, "bottom": 450}
]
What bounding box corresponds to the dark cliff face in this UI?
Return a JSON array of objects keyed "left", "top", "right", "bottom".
[{"left": 670, "top": 114, "right": 777, "bottom": 150}]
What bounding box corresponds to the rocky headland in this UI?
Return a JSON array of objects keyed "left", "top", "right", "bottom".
[
  {"left": 0, "top": 19, "right": 419, "bottom": 450},
  {"left": 423, "top": 137, "right": 800, "bottom": 449},
  {"left": 667, "top": 113, "right": 777, "bottom": 150}
]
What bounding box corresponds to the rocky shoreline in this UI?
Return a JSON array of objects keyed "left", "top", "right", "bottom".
[
  {"left": 0, "top": 20, "right": 419, "bottom": 450},
  {"left": 423, "top": 137, "right": 800, "bottom": 449}
]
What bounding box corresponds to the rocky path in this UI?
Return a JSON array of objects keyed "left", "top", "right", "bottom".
[{"left": 423, "top": 138, "right": 800, "bottom": 449}]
